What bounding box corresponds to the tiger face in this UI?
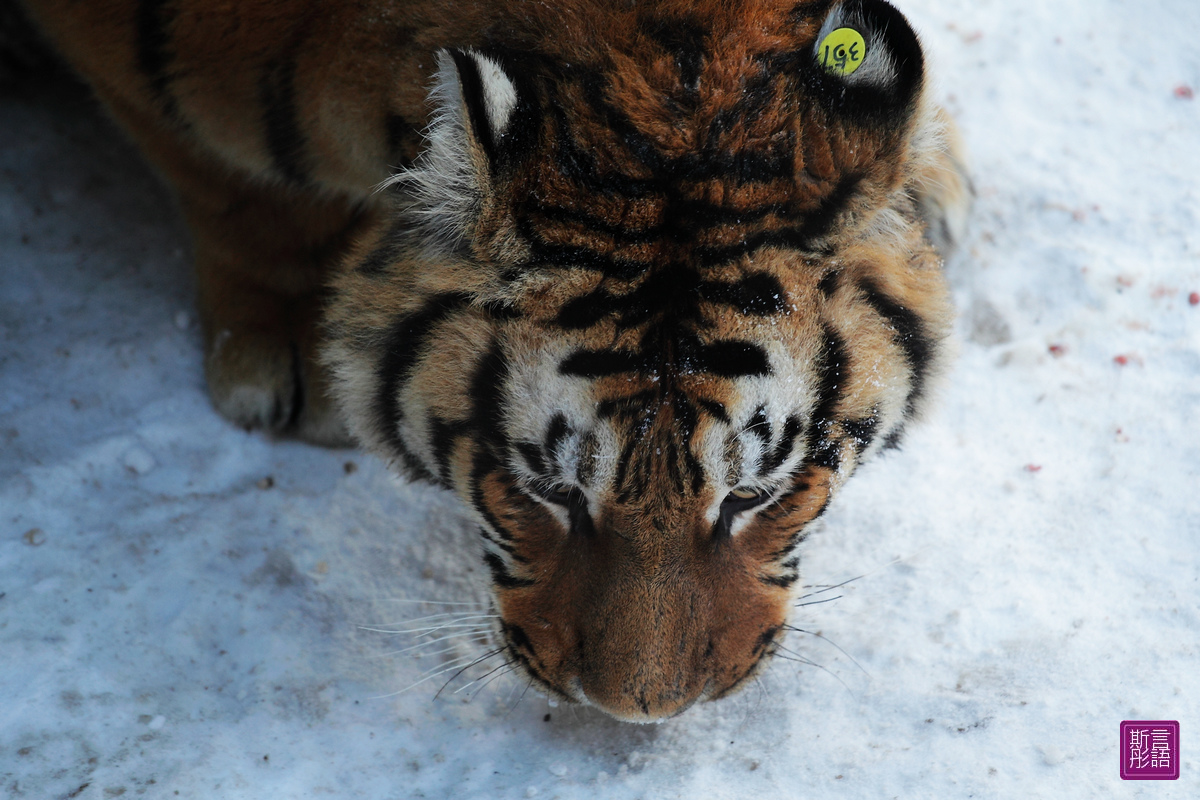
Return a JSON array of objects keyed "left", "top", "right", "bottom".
[{"left": 326, "top": 0, "right": 961, "bottom": 721}]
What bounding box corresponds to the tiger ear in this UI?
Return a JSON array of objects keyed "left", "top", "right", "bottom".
[
  {"left": 808, "top": 0, "right": 925, "bottom": 126},
  {"left": 402, "top": 48, "right": 524, "bottom": 251},
  {"left": 442, "top": 49, "right": 522, "bottom": 168}
]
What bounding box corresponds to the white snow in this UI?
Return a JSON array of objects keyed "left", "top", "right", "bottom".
[{"left": 2, "top": 0, "right": 1198, "bottom": 797}]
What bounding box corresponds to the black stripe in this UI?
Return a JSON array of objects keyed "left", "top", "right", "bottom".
[
  {"left": 543, "top": 413, "right": 570, "bottom": 461},
  {"left": 355, "top": 218, "right": 409, "bottom": 277},
  {"left": 759, "top": 570, "right": 799, "bottom": 589},
  {"left": 503, "top": 623, "right": 552, "bottom": 686},
  {"left": 671, "top": 144, "right": 795, "bottom": 184},
  {"left": 695, "top": 398, "right": 729, "bottom": 423},
  {"left": 646, "top": 17, "right": 706, "bottom": 93},
  {"left": 260, "top": 54, "right": 309, "bottom": 185},
  {"left": 803, "top": 175, "right": 862, "bottom": 242},
  {"left": 467, "top": 339, "right": 511, "bottom": 452},
  {"left": 580, "top": 70, "right": 800, "bottom": 186},
  {"left": 575, "top": 432, "right": 598, "bottom": 487},
  {"left": 817, "top": 269, "right": 840, "bottom": 298},
  {"left": 842, "top": 410, "right": 880, "bottom": 453},
  {"left": 530, "top": 197, "right": 806, "bottom": 246},
  {"left": 612, "top": 436, "right": 641, "bottom": 501},
  {"left": 559, "top": 348, "right": 645, "bottom": 378},
  {"left": 857, "top": 279, "right": 934, "bottom": 417},
  {"left": 428, "top": 416, "right": 468, "bottom": 486},
  {"left": 478, "top": 526, "right": 520, "bottom": 559},
  {"left": 751, "top": 625, "right": 781, "bottom": 656},
  {"left": 578, "top": 72, "right": 667, "bottom": 174},
  {"left": 698, "top": 272, "right": 787, "bottom": 316},
  {"left": 692, "top": 227, "right": 827, "bottom": 269},
  {"left": 553, "top": 268, "right": 784, "bottom": 335},
  {"left": 374, "top": 293, "right": 472, "bottom": 481},
  {"left": 767, "top": 529, "right": 808, "bottom": 561},
  {"left": 526, "top": 237, "right": 650, "bottom": 281},
  {"left": 761, "top": 415, "right": 803, "bottom": 476},
  {"left": 484, "top": 552, "right": 535, "bottom": 589},
  {"left": 769, "top": 478, "right": 810, "bottom": 509},
  {"left": 597, "top": 389, "right": 658, "bottom": 419},
  {"left": 554, "top": 266, "right": 700, "bottom": 331},
  {"left": 881, "top": 426, "right": 905, "bottom": 450},
  {"left": 549, "top": 91, "right": 660, "bottom": 198},
  {"left": 135, "top": 0, "right": 181, "bottom": 122},
  {"left": 672, "top": 390, "right": 705, "bottom": 493},
  {"left": 516, "top": 442, "right": 549, "bottom": 478},
  {"left": 805, "top": 325, "right": 849, "bottom": 471},
  {"left": 524, "top": 199, "right": 838, "bottom": 281},
  {"left": 529, "top": 202, "right": 665, "bottom": 245},
  {"left": 678, "top": 337, "right": 771, "bottom": 378},
  {"left": 469, "top": 451, "right": 517, "bottom": 543},
  {"left": 746, "top": 406, "right": 771, "bottom": 448}
]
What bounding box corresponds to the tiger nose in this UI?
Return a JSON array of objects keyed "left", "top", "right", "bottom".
[
  {"left": 577, "top": 678, "right": 707, "bottom": 723},
  {"left": 576, "top": 653, "right": 710, "bottom": 722}
]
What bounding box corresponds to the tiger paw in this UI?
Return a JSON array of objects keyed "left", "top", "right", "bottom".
[{"left": 202, "top": 321, "right": 352, "bottom": 448}]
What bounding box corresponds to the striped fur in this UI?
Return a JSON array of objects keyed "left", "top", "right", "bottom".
[{"left": 25, "top": 0, "right": 970, "bottom": 721}]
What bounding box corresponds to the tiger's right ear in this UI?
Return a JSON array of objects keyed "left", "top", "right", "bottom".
[
  {"left": 400, "top": 48, "right": 530, "bottom": 252},
  {"left": 807, "top": 0, "right": 925, "bottom": 128}
]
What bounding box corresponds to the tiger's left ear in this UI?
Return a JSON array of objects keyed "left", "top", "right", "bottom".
[
  {"left": 444, "top": 49, "right": 524, "bottom": 168},
  {"left": 402, "top": 48, "right": 529, "bottom": 251},
  {"left": 807, "top": 0, "right": 926, "bottom": 127}
]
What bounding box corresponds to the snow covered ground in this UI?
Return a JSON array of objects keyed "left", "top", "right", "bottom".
[{"left": 2, "top": 0, "right": 1198, "bottom": 797}]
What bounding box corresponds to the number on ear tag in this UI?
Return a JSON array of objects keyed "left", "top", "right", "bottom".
[{"left": 819, "top": 28, "right": 867, "bottom": 77}]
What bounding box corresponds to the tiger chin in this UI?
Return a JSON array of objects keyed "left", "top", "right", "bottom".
[{"left": 23, "top": 0, "right": 970, "bottom": 722}]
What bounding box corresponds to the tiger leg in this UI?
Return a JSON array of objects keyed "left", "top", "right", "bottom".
[
  {"left": 912, "top": 107, "right": 973, "bottom": 258},
  {"left": 103, "top": 92, "right": 370, "bottom": 446}
]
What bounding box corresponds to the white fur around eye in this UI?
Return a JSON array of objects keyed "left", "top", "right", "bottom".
[{"left": 469, "top": 52, "right": 518, "bottom": 137}]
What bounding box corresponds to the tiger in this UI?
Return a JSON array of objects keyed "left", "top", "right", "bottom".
[{"left": 20, "top": 0, "right": 970, "bottom": 721}]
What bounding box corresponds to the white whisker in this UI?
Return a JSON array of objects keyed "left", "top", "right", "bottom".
[{"left": 357, "top": 620, "right": 494, "bottom": 636}]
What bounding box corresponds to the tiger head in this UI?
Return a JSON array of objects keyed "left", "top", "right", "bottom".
[{"left": 326, "top": 0, "right": 953, "bottom": 722}]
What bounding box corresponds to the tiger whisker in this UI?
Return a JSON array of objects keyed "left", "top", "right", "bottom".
[
  {"left": 782, "top": 624, "right": 869, "bottom": 677},
  {"left": 357, "top": 621, "right": 495, "bottom": 636},
  {"left": 770, "top": 643, "right": 854, "bottom": 694},
  {"left": 370, "top": 628, "right": 492, "bottom": 650},
  {"left": 371, "top": 646, "right": 506, "bottom": 700},
  {"left": 503, "top": 678, "right": 536, "bottom": 719},
  {"left": 433, "top": 648, "right": 506, "bottom": 700},
  {"left": 367, "top": 639, "right": 481, "bottom": 660},
  {"left": 472, "top": 664, "right": 523, "bottom": 701},
  {"left": 794, "top": 572, "right": 866, "bottom": 601},
  {"left": 375, "top": 598, "right": 489, "bottom": 606},
  {"left": 366, "top": 611, "right": 499, "bottom": 626},
  {"left": 792, "top": 594, "right": 842, "bottom": 608},
  {"left": 457, "top": 660, "right": 519, "bottom": 697}
]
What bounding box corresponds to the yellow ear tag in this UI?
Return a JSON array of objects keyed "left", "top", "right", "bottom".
[{"left": 818, "top": 28, "right": 867, "bottom": 77}]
